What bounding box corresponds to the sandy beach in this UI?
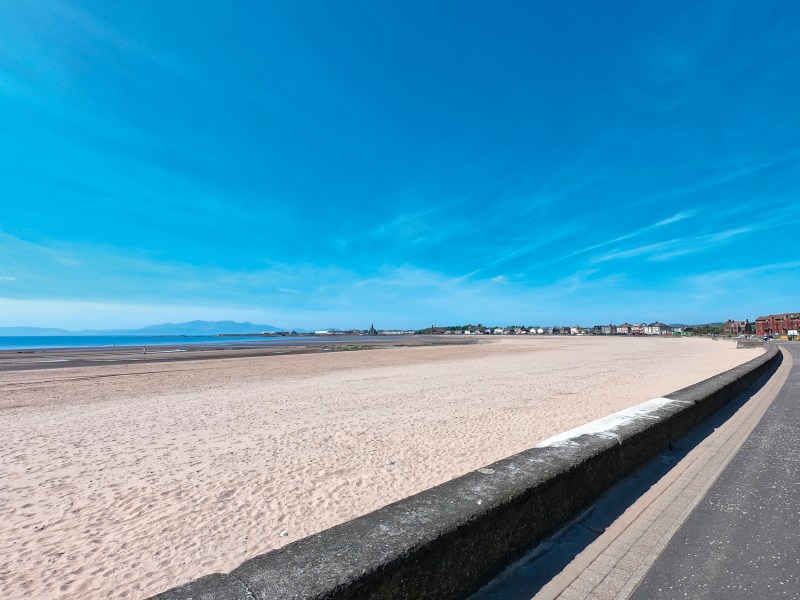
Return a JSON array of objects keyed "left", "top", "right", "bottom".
[{"left": 0, "top": 336, "right": 762, "bottom": 599}]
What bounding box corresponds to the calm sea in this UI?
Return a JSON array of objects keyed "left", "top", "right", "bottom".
[{"left": 0, "top": 335, "right": 324, "bottom": 351}]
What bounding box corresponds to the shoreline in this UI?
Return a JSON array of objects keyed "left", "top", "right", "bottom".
[{"left": 0, "top": 335, "right": 476, "bottom": 372}]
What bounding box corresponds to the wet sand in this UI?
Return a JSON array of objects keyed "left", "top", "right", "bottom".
[
  {"left": 0, "top": 335, "right": 470, "bottom": 373},
  {"left": 0, "top": 336, "right": 762, "bottom": 599}
]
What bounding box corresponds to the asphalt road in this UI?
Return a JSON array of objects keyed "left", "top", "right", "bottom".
[{"left": 630, "top": 342, "right": 800, "bottom": 599}]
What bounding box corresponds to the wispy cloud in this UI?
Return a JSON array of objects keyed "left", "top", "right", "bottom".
[
  {"left": 591, "top": 241, "right": 677, "bottom": 263},
  {"left": 2, "top": 247, "right": 796, "bottom": 329},
  {"left": 673, "top": 260, "right": 800, "bottom": 318},
  {"left": 567, "top": 210, "right": 698, "bottom": 261},
  {"left": 684, "top": 260, "right": 800, "bottom": 286},
  {"left": 590, "top": 225, "right": 758, "bottom": 264},
  {"left": 654, "top": 210, "right": 697, "bottom": 227}
]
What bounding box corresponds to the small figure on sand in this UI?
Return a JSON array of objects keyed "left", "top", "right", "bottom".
[{"left": 142, "top": 347, "right": 147, "bottom": 354}]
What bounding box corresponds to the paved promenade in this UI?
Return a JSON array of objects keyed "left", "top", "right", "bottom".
[
  {"left": 630, "top": 343, "right": 800, "bottom": 599},
  {"left": 475, "top": 343, "right": 798, "bottom": 600}
]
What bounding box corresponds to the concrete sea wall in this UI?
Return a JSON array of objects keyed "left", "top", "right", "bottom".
[{"left": 152, "top": 344, "right": 781, "bottom": 600}]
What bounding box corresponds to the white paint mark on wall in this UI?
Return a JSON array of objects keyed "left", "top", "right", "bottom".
[{"left": 535, "top": 397, "right": 692, "bottom": 448}]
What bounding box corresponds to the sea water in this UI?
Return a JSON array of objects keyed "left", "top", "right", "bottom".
[{"left": 0, "top": 335, "right": 322, "bottom": 350}]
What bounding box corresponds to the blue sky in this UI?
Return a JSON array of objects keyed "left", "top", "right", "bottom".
[{"left": 1, "top": 1, "right": 799, "bottom": 330}]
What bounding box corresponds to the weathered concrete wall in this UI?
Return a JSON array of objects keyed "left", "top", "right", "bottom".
[
  {"left": 737, "top": 339, "right": 767, "bottom": 349},
  {"left": 151, "top": 344, "right": 781, "bottom": 600}
]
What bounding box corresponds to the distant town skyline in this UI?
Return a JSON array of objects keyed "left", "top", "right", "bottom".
[{"left": 2, "top": 2, "right": 799, "bottom": 331}]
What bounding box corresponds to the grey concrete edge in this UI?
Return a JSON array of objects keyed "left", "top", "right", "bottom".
[{"left": 150, "top": 344, "right": 781, "bottom": 600}]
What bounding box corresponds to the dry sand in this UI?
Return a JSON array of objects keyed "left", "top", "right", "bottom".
[{"left": 0, "top": 336, "right": 762, "bottom": 599}]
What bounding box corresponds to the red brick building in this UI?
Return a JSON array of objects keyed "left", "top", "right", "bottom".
[
  {"left": 723, "top": 319, "right": 752, "bottom": 336},
  {"left": 755, "top": 313, "right": 800, "bottom": 336}
]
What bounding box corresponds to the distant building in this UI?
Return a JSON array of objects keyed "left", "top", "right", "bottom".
[
  {"left": 722, "top": 319, "right": 752, "bottom": 336},
  {"left": 368, "top": 323, "right": 377, "bottom": 335},
  {"left": 617, "top": 323, "right": 632, "bottom": 335},
  {"left": 756, "top": 313, "right": 800, "bottom": 337},
  {"left": 645, "top": 322, "right": 672, "bottom": 335}
]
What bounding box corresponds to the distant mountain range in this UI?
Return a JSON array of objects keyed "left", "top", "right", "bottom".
[{"left": 0, "top": 320, "right": 284, "bottom": 336}]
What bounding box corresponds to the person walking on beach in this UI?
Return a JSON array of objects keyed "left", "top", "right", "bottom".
[{"left": 142, "top": 347, "right": 146, "bottom": 354}]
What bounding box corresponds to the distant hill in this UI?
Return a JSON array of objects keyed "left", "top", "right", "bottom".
[
  {"left": 0, "top": 320, "right": 282, "bottom": 336},
  {"left": 121, "top": 320, "right": 281, "bottom": 335}
]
